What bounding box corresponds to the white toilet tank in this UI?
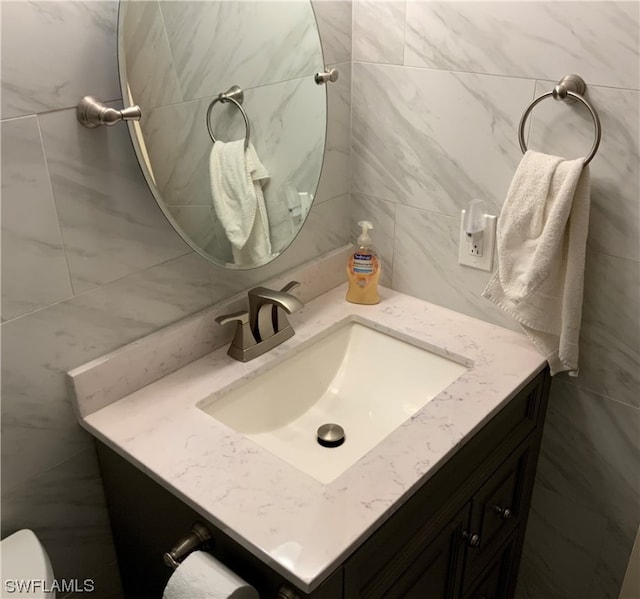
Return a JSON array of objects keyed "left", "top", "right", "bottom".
[{"left": 0, "top": 529, "right": 55, "bottom": 598}]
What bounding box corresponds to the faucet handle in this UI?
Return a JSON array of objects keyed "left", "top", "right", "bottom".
[
  {"left": 273, "top": 281, "right": 302, "bottom": 338},
  {"left": 215, "top": 310, "right": 255, "bottom": 361},
  {"left": 247, "top": 282, "right": 303, "bottom": 343},
  {"left": 280, "top": 281, "right": 301, "bottom": 294},
  {"left": 215, "top": 310, "right": 249, "bottom": 326}
]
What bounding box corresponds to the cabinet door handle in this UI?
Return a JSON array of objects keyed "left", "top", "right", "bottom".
[
  {"left": 462, "top": 531, "right": 481, "bottom": 547},
  {"left": 492, "top": 505, "right": 513, "bottom": 520}
]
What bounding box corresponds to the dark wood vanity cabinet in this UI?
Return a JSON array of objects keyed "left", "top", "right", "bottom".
[
  {"left": 342, "top": 368, "right": 548, "bottom": 599},
  {"left": 97, "top": 367, "right": 550, "bottom": 599}
]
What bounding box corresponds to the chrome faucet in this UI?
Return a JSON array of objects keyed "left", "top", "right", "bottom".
[{"left": 215, "top": 282, "right": 303, "bottom": 362}]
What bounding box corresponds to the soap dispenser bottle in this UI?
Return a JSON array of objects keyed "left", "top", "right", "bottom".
[{"left": 346, "top": 220, "right": 380, "bottom": 305}]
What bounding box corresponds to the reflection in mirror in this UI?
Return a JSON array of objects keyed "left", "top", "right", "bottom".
[{"left": 118, "top": 0, "right": 327, "bottom": 268}]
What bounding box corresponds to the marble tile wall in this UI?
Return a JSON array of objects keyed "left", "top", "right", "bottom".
[
  {"left": 0, "top": 2, "right": 351, "bottom": 597},
  {"left": 161, "top": 1, "right": 323, "bottom": 100},
  {"left": 349, "top": 2, "right": 639, "bottom": 598}
]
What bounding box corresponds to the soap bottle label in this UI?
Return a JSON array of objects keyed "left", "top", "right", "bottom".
[{"left": 352, "top": 253, "right": 374, "bottom": 275}]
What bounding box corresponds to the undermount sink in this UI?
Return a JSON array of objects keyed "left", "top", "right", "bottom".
[{"left": 198, "top": 318, "right": 468, "bottom": 484}]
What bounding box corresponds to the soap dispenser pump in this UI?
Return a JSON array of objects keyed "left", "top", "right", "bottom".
[{"left": 346, "top": 220, "right": 380, "bottom": 305}]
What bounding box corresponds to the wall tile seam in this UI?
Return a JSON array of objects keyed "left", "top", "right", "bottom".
[
  {"left": 326, "top": 59, "right": 351, "bottom": 70},
  {"left": 556, "top": 378, "right": 640, "bottom": 413},
  {"left": 401, "top": 1, "right": 408, "bottom": 68},
  {"left": 583, "top": 244, "right": 640, "bottom": 266},
  {"left": 0, "top": 445, "right": 94, "bottom": 500},
  {"left": 351, "top": 61, "right": 640, "bottom": 93},
  {"left": 391, "top": 201, "right": 460, "bottom": 222},
  {"left": 209, "top": 184, "right": 348, "bottom": 215},
  {"left": 322, "top": 64, "right": 352, "bottom": 134},
  {"left": 347, "top": 58, "right": 354, "bottom": 199},
  {"left": 0, "top": 250, "right": 198, "bottom": 329},
  {"left": 34, "top": 113, "right": 77, "bottom": 298},
  {"left": 0, "top": 99, "right": 124, "bottom": 123},
  {"left": 206, "top": 268, "right": 218, "bottom": 305},
  {"left": 349, "top": 0, "right": 355, "bottom": 57},
  {"left": 517, "top": 79, "right": 539, "bottom": 148},
  {"left": 181, "top": 69, "right": 348, "bottom": 98},
  {"left": 35, "top": 97, "right": 164, "bottom": 300},
  {"left": 352, "top": 53, "right": 406, "bottom": 68},
  {"left": 351, "top": 191, "right": 402, "bottom": 213},
  {"left": 327, "top": 57, "right": 352, "bottom": 136},
  {"left": 155, "top": 1, "right": 183, "bottom": 107},
  {"left": 0, "top": 114, "right": 47, "bottom": 125},
  {"left": 388, "top": 200, "right": 398, "bottom": 284},
  {"left": 314, "top": 190, "right": 351, "bottom": 207},
  {"left": 533, "top": 79, "right": 640, "bottom": 94},
  {"left": 449, "top": 72, "right": 640, "bottom": 94}
]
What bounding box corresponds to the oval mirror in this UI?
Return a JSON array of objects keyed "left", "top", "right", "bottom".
[{"left": 118, "top": 0, "right": 327, "bottom": 268}]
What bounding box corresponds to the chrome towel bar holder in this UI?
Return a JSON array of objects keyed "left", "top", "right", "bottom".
[
  {"left": 518, "top": 74, "right": 602, "bottom": 165},
  {"left": 76, "top": 96, "right": 141, "bottom": 128},
  {"left": 206, "top": 85, "right": 251, "bottom": 150},
  {"left": 315, "top": 67, "right": 339, "bottom": 85}
]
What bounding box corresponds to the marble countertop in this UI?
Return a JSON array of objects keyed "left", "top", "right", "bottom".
[{"left": 77, "top": 284, "right": 545, "bottom": 592}]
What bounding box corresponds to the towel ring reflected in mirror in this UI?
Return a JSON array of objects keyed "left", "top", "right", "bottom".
[
  {"left": 206, "top": 85, "right": 251, "bottom": 151},
  {"left": 518, "top": 74, "right": 602, "bottom": 166},
  {"left": 111, "top": 0, "right": 327, "bottom": 270}
]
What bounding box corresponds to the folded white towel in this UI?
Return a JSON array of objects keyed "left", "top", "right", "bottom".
[
  {"left": 482, "top": 150, "right": 591, "bottom": 376},
  {"left": 209, "top": 140, "right": 272, "bottom": 266}
]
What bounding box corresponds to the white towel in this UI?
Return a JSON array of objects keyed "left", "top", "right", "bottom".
[
  {"left": 482, "top": 150, "right": 591, "bottom": 376},
  {"left": 210, "top": 140, "right": 272, "bottom": 266}
]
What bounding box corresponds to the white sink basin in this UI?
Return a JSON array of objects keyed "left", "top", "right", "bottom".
[{"left": 198, "top": 319, "right": 468, "bottom": 484}]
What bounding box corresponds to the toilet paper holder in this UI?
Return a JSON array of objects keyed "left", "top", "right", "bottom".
[
  {"left": 163, "top": 522, "right": 213, "bottom": 570},
  {"left": 163, "top": 522, "right": 304, "bottom": 599}
]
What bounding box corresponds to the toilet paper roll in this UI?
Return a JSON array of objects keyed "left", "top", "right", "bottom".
[{"left": 163, "top": 551, "right": 259, "bottom": 599}]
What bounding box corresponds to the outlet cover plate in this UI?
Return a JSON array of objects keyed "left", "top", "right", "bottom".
[{"left": 458, "top": 211, "right": 497, "bottom": 272}]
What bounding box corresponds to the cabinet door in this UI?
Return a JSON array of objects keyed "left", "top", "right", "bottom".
[
  {"left": 345, "top": 506, "right": 469, "bottom": 599},
  {"left": 462, "top": 441, "right": 532, "bottom": 590},
  {"left": 463, "top": 533, "right": 517, "bottom": 599}
]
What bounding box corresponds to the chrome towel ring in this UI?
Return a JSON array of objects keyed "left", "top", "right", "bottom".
[
  {"left": 206, "top": 85, "right": 250, "bottom": 150},
  {"left": 518, "top": 74, "right": 601, "bottom": 165}
]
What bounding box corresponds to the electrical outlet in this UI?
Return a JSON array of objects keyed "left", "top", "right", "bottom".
[
  {"left": 458, "top": 210, "right": 497, "bottom": 271},
  {"left": 468, "top": 233, "right": 483, "bottom": 257}
]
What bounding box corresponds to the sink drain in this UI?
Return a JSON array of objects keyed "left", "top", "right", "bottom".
[{"left": 317, "top": 423, "right": 345, "bottom": 448}]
